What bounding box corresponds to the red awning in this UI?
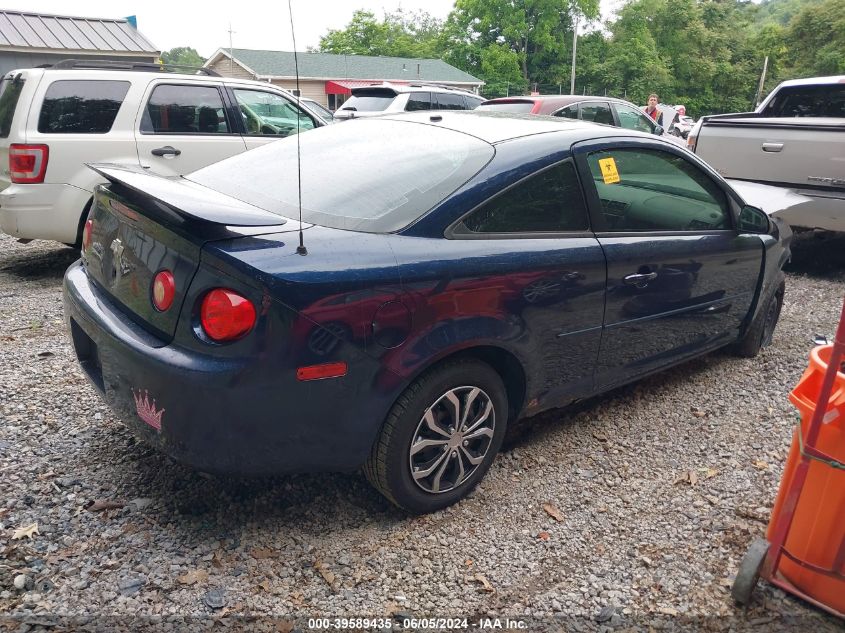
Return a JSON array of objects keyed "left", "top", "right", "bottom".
[{"left": 325, "top": 80, "right": 409, "bottom": 95}]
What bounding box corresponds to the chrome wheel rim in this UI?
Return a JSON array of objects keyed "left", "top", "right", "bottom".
[{"left": 409, "top": 385, "right": 496, "bottom": 494}]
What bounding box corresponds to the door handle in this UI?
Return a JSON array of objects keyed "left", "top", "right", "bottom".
[
  {"left": 761, "top": 142, "right": 783, "bottom": 153},
  {"left": 151, "top": 146, "right": 181, "bottom": 157},
  {"left": 623, "top": 272, "right": 658, "bottom": 287}
]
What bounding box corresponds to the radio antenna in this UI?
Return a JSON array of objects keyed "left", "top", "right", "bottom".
[{"left": 288, "top": 0, "right": 307, "bottom": 255}]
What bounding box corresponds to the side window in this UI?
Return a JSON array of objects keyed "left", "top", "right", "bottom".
[
  {"left": 436, "top": 93, "right": 465, "bottom": 110},
  {"left": 554, "top": 105, "right": 579, "bottom": 120},
  {"left": 613, "top": 103, "right": 655, "bottom": 133},
  {"left": 579, "top": 102, "right": 614, "bottom": 125},
  {"left": 465, "top": 96, "right": 484, "bottom": 110},
  {"left": 38, "top": 80, "right": 129, "bottom": 133},
  {"left": 233, "top": 89, "right": 315, "bottom": 136},
  {"left": 141, "top": 84, "right": 229, "bottom": 134},
  {"left": 586, "top": 148, "right": 731, "bottom": 232},
  {"left": 406, "top": 92, "right": 431, "bottom": 112},
  {"left": 461, "top": 161, "right": 588, "bottom": 233}
]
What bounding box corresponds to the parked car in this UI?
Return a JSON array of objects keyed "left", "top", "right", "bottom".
[
  {"left": 478, "top": 94, "right": 670, "bottom": 135},
  {"left": 334, "top": 82, "right": 484, "bottom": 120},
  {"left": 673, "top": 114, "right": 695, "bottom": 139},
  {"left": 63, "top": 111, "right": 791, "bottom": 514},
  {"left": 300, "top": 97, "right": 334, "bottom": 123},
  {"left": 0, "top": 60, "right": 327, "bottom": 247},
  {"left": 689, "top": 75, "right": 845, "bottom": 232}
]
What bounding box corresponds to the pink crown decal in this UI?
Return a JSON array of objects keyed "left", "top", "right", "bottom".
[{"left": 132, "top": 388, "right": 164, "bottom": 431}]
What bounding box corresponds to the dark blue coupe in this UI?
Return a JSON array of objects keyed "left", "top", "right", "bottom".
[{"left": 63, "top": 112, "right": 791, "bottom": 513}]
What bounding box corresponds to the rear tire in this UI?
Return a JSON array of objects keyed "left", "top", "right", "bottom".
[
  {"left": 733, "top": 275, "right": 785, "bottom": 358},
  {"left": 364, "top": 359, "right": 508, "bottom": 514},
  {"left": 66, "top": 198, "right": 93, "bottom": 250}
]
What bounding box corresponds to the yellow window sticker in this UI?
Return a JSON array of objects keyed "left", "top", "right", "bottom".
[{"left": 598, "top": 157, "right": 620, "bottom": 184}]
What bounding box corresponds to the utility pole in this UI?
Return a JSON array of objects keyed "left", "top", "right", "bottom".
[
  {"left": 228, "top": 23, "right": 236, "bottom": 74},
  {"left": 569, "top": 14, "right": 579, "bottom": 94},
  {"left": 753, "top": 56, "right": 769, "bottom": 109}
]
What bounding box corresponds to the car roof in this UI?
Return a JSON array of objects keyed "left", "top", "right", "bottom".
[
  {"left": 775, "top": 75, "right": 845, "bottom": 88},
  {"left": 6, "top": 65, "right": 289, "bottom": 91},
  {"left": 351, "top": 81, "right": 479, "bottom": 96},
  {"left": 377, "top": 110, "right": 627, "bottom": 144},
  {"left": 481, "top": 94, "right": 643, "bottom": 114}
]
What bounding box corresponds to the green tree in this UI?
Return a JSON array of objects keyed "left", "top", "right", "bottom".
[
  {"left": 784, "top": 0, "right": 845, "bottom": 76},
  {"left": 161, "top": 47, "right": 205, "bottom": 68},
  {"left": 441, "top": 0, "right": 600, "bottom": 89},
  {"left": 317, "top": 9, "right": 442, "bottom": 58}
]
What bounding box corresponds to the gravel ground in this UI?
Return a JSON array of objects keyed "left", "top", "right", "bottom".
[{"left": 1, "top": 230, "right": 844, "bottom": 632}]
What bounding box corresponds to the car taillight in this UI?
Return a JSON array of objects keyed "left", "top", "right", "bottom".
[
  {"left": 9, "top": 144, "right": 49, "bottom": 184},
  {"left": 152, "top": 270, "right": 176, "bottom": 312},
  {"left": 200, "top": 289, "right": 256, "bottom": 342},
  {"left": 82, "top": 219, "right": 94, "bottom": 251}
]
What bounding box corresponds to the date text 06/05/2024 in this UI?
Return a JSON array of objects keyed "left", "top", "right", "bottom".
[{"left": 306, "top": 617, "right": 528, "bottom": 630}]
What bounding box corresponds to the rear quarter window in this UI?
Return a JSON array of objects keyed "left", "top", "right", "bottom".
[
  {"left": 0, "top": 75, "right": 25, "bottom": 138},
  {"left": 38, "top": 80, "right": 130, "bottom": 134},
  {"left": 761, "top": 84, "right": 845, "bottom": 117}
]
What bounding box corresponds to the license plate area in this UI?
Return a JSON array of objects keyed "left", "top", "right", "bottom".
[{"left": 70, "top": 317, "right": 104, "bottom": 393}]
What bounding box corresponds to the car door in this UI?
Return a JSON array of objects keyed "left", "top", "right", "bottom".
[
  {"left": 134, "top": 82, "right": 246, "bottom": 176},
  {"left": 612, "top": 102, "right": 658, "bottom": 135},
  {"left": 228, "top": 87, "right": 317, "bottom": 151},
  {"left": 572, "top": 138, "right": 763, "bottom": 391},
  {"left": 445, "top": 159, "right": 607, "bottom": 407}
]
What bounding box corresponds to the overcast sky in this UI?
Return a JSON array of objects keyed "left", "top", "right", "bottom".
[{"left": 13, "top": 1, "right": 623, "bottom": 58}]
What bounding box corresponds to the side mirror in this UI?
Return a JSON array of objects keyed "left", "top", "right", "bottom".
[
  {"left": 653, "top": 124, "right": 664, "bottom": 135},
  {"left": 738, "top": 205, "right": 771, "bottom": 233}
]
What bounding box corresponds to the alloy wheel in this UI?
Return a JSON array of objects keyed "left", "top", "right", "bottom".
[{"left": 408, "top": 386, "right": 496, "bottom": 494}]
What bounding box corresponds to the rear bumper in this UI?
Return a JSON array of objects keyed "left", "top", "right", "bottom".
[
  {"left": 63, "top": 261, "right": 397, "bottom": 475},
  {"left": 0, "top": 182, "right": 91, "bottom": 243}
]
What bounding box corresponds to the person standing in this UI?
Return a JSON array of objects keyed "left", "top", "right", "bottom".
[{"left": 644, "top": 94, "right": 663, "bottom": 125}]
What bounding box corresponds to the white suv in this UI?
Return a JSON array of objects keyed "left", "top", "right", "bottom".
[
  {"left": 0, "top": 60, "right": 326, "bottom": 246},
  {"left": 333, "top": 82, "right": 484, "bottom": 120}
]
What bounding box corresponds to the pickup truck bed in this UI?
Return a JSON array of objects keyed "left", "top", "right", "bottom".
[{"left": 692, "top": 74, "right": 845, "bottom": 232}]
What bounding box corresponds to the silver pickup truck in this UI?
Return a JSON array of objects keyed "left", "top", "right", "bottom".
[{"left": 689, "top": 75, "right": 845, "bottom": 232}]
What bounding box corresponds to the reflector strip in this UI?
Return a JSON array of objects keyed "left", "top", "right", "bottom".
[{"left": 296, "top": 362, "right": 348, "bottom": 381}]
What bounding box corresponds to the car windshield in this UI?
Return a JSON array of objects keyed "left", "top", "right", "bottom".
[
  {"left": 477, "top": 101, "right": 535, "bottom": 114},
  {"left": 187, "top": 119, "right": 494, "bottom": 232}
]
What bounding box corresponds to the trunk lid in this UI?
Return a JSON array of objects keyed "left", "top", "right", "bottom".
[{"left": 83, "top": 164, "right": 301, "bottom": 343}]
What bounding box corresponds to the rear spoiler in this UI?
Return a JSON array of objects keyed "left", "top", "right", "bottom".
[{"left": 88, "top": 163, "right": 288, "bottom": 227}]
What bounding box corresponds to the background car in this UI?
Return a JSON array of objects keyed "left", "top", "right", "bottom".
[
  {"left": 0, "top": 60, "right": 325, "bottom": 247},
  {"left": 64, "top": 111, "right": 790, "bottom": 514},
  {"left": 300, "top": 97, "right": 335, "bottom": 123},
  {"left": 673, "top": 114, "right": 695, "bottom": 138},
  {"left": 334, "top": 82, "right": 484, "bottom": 120},
  {"left": 477, "top": 94, "right": 687, "bottom": 145}
]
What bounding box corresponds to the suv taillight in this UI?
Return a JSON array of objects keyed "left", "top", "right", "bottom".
[{"left": 10, "top": 144, "right": 49, "bottom": 184}]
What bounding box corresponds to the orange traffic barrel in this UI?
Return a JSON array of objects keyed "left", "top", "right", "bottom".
[{"left": 767, "top": 344, "right": 845, "bottom": 612}]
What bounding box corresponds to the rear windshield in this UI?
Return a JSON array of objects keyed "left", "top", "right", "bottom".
[
  {"left": 340, "top": 89, "right": 397, "bottom": 113},
  {"left": 38, "top": 80, "right": 130, "bottom": 133},
  {"left": 477, "top": 101, "right": 535, "bottom": 114},
  {"left": 188, "top": 119, "right": 494, "bottom": 233},
  {"left": 760, "top": 84, "right": 845, "bottom": 118},
  {"left": 0, "top": 75, "right": 25, "bottom": 138}
]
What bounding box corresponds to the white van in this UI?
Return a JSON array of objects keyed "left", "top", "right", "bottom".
[{"left": 0, "top": 60, "right": 325, "bottom": 246}]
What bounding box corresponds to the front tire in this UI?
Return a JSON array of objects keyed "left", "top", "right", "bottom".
[
  {"left": 734, "top": 275, "right": 785, "bottom": 358},
  {"left": 365, "top": 359, "right": 508, "bottom": 513}
]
